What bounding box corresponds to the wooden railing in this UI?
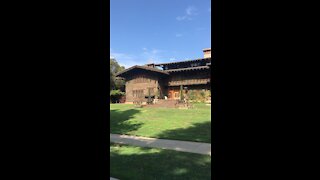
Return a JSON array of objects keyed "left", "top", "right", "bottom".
[{"left": 168, "top": 78, "right": 210, "bottom": 86}]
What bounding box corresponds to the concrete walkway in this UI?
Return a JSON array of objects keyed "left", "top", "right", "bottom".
[
  {"left": 110, "top": 177, "right": 118, "bottom": 180},
  {"left": 110, "top": 134, "right": 211, "bottom": 156}
]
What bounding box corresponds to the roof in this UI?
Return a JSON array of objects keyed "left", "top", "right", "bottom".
[
  {"left": 115, "top": 65, "right": 169, "bottom": 77},
  {"left": 155, "top": 57, "right": 211, "bottom": 66},
  {"left": 164, "top": 66, "right": 210, "bottom": 73}
]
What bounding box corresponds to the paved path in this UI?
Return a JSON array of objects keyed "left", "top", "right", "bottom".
[
  {"left": 110, "top": 134, "right": 211, "bottom": 156},
  {"left": 110, "top": 177, "right": 118, "bottom": 180}
]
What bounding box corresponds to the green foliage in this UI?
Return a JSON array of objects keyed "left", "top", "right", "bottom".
[
  {"left": 110, "top": 89, "right": 125, "bottom": 96},
  {"left": 206, "top": 90, "right": 211, "bottom": 97},
  {"left": 110, "top": 90, "right": 125, "bottom": 103},
  {"left": 200, "top": 90, "right": 206, "bottom": 102},
  {"left": 205, "top": 90, "right": 211, "bottom": 102},
  {"left": 188, "top": 90, "right": 211, "bottom": 102},
  {"left": 189, "top": 90, "right": 196, "bottom": 101},
  {"left": 110, "top": 58, "right": 125, "bottom": 91}
]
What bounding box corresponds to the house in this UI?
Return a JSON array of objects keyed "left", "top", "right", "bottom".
[{"left": 115, "top": 48, "right": 211, "bottom": 103}]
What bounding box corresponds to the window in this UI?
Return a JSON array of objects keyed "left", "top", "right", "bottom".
[
  {"left": 133, "top": 89, "right": 144, "bottom": 98},
  {"left": 139, "top": 90, "right": 144, "bottom": 97}
]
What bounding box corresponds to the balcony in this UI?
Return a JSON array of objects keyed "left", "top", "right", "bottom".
[{"left": 168, "top": 79, "right": 210, "bottom": 86}]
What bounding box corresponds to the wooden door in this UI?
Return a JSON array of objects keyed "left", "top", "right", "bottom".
[
  {"left": 173, "top": 91, "right": 180, "bottom": 100},
  {"left": 168, "top": 89, "right": 180, "bottom": 100},
  {"left": 168, "top": 89, "right": 175, "bottom": 99}
]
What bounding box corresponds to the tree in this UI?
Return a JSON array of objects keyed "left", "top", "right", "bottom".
[{"left": 110, "top": 58, "right": 125, "bottom": 91}]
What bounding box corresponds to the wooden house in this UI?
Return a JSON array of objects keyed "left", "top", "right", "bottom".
[{"left": 116, "top": 48, "right": 212, "bottom": 103}]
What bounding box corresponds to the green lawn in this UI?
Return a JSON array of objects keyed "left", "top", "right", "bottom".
[
  {"left": 110, "top": 143, "right": 211, "bottom": 180},
  {"left": 110, "top": 103, "right": 211, "bottom": 143}
]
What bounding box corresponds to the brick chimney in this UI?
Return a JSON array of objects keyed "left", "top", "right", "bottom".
[{"left": 203, "top": 48, "right": 211, "bottom": 58}]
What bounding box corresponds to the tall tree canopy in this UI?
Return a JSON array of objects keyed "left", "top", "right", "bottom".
[{"left": 110, "top": 58, "right": 125, "bottom": 91}]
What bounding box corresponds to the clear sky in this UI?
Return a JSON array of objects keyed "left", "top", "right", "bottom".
[{"left": 110, "top": 0, "right": 211, "bottom": 68}]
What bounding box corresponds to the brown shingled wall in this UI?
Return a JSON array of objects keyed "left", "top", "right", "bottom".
[{"left": 125, "top": 72, "right": 161, "bottom": 103}]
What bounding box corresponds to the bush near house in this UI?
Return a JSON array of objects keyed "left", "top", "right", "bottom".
[
  {"left": 110, "top": 90, "right": 125, "bottom": 103},
  {"left": 189, "top": 90, "right": 211, "bottom": 103}
]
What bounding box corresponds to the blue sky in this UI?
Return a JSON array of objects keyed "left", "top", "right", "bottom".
[{"left": 110, "top": 0, "right": 211, "bottom": 68}]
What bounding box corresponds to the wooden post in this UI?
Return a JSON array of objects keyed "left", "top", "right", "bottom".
[
  {"left": 148, "top": 88, "right": 151, "bottom": 104},
  {"left": 180, "top": 85, "right": 183, "bottom": 101}
]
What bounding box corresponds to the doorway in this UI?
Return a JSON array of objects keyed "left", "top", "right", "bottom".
[{"left": 168, "top": 88, "right": 180, "bottom": 100}]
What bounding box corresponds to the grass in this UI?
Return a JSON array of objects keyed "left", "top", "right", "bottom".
[
  {"left": 110, "top": 143, "right": 211, "bottom": 180},
  {"left": 110, "top": 103, "right": 211, "bottom": 143}
]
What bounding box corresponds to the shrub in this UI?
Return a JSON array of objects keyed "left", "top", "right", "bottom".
[
  {"left": 187, "top": 89, "right": 211, "bottom": 102},
  {"left": 205, "top": 90, "right": 211, "bottom": 101},
  {"left": 199, "top": 90, "right": 206, "bottom": 102},
  {"left": 110, "top": 90, "right": 125, "bottom": 103},
  {"left": 189, "top": 90, "right": 196, "bottom": 101}
]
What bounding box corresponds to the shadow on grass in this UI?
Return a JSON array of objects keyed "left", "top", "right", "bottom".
[
  {"left": 110, "top": 144, "right": 211, "bottom": 180},
  {"left": 110, "top": 108, "right": 143, "bottom": 134},
  {"left": 156, "top": 121, "right": 211, "bottom": 143}
]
